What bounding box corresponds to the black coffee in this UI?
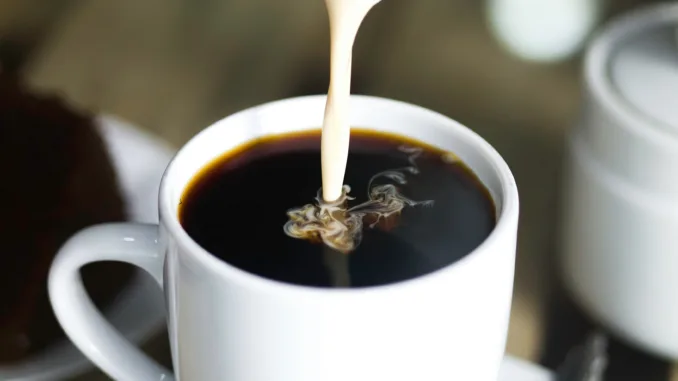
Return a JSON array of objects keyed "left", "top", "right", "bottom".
[{"left": 179, "top": 130, "right": 495, "bottom": 288}]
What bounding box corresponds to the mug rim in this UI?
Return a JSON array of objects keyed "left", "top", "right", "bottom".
[
  {"left": 158, "top": 95, "right": 519, "bottom": 296},
  {"left": 585, "top": 2, "right": 678, "bottom": 147}
]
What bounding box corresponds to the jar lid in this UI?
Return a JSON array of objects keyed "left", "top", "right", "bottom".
[
  {"left": 581, "top": 4, "right": 678, "bottom": 196},
  {"left": 608, "top": 24, "right": 678, "bottom": 136}
]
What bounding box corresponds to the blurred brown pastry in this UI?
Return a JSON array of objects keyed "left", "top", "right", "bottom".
[{"left": 0, "top": 73, "right": 132, "bottom": 363}]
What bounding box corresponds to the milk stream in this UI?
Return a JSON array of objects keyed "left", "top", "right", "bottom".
[
  {"left": 289, "top": 0, "right": 382, "bottom": 286},
  {"left": 321, "top": 0, "right": 381, "bottom": 202}
]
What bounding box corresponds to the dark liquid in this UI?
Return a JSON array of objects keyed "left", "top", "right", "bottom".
[{"left": 179, "top": 130, "right": 495, "bottom": 288}]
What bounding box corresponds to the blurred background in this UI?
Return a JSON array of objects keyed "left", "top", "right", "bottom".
[{"left": 0, "top": 0, "right": 672, "bottom": 379}]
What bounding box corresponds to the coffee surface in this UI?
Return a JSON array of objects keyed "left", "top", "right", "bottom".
[{"left": 179, "top": 130, "right": 495, "bottom": 288}]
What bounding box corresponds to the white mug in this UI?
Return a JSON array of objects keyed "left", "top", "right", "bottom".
[
  {"left": 48, "top": 95, "right": 519, "bottom": 381},
  {"left": 559, "top": 4, "right": 678, "bottom": 359}
]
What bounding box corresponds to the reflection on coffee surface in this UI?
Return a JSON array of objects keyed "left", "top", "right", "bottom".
[{"left": 179, "top": 129, "right": 495, "bottom": 288}]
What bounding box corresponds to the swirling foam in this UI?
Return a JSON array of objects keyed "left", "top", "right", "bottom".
[{"left": 283, "top": 146, "right": 435, "bottom": 253}]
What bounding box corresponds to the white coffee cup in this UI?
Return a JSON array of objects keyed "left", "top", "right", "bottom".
[
  {"left": 559, "top": 4, "right": 678, "bottom": 359},
  {"left": 48, "top": 95, "right": 519, "bottom": 381}
]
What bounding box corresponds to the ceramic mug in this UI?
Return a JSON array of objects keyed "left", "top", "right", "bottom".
[
  {"left": 559, "top": 4, "right": 678, "bottom": 359},
  {"left": 48, "top": 95, "right": 519, "bottom": 381}
]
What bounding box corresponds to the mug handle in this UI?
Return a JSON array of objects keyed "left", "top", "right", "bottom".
[{"left": 48, "top": 223, "right": 175, "bottom": 381}]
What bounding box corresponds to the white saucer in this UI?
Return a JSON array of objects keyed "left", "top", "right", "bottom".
[{"left": 0, "top": 116, "right": 175, "bottom": 381}]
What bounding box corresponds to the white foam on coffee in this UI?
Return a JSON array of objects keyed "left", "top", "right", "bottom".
[{"left": 321, "top": 0, "right": 381, "bottom": 202}]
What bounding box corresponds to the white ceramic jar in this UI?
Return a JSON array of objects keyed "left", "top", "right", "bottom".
[{"left": 560, "top": 3, "right": 678, "bottom": 359}]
